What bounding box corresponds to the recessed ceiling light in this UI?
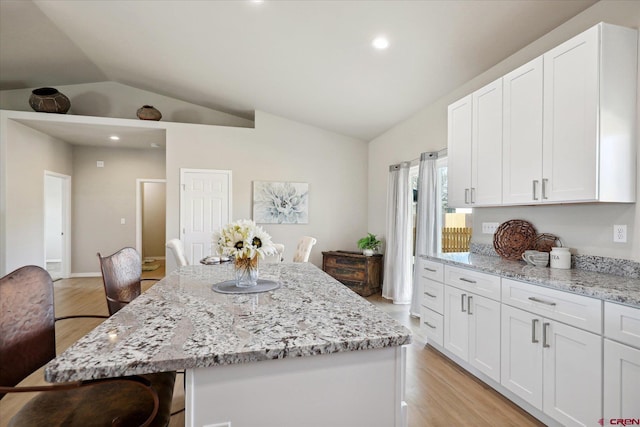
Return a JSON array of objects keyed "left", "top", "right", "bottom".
[
  {"left": 250, "top": 0, "right": 264, "bottom": 4},
  {"left": 109, "top": 135, "right": 120, "bottom": 141},
  {"left": 372, "top": 36, "right": 390, "bottom": 50}
]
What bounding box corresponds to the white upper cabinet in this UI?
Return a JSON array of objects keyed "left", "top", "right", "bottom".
[
  {"left": 447, "top": 95, "right": 472, "bottom": 208},
  {"left": 472, "top": 79, "right": 503, "bottom": 206},
  {"left": 502, "top": 57, "right": 544, "bottom": 204},
  {"left": 543, "top": 23, "right": 637, "bottom": 203},
  {"left": 448, "top": 78, "right": 503, "bottom": 208},
  {"left": 455, "top": 22, "right": 638, "bottom": 207}
]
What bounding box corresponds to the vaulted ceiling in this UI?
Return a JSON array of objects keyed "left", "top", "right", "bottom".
[{"left": 0, "top": 0, "right": 598, "bottom": 140}]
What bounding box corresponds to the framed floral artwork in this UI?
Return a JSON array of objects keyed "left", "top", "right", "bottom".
[{"left": 252, "top": 181, "right": 309, "bottom": 224}]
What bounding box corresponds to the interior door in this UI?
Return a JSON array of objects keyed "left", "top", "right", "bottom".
[
  {"left": 44, "top": 172, "right": 71, "bottom": 279},
  {"left": 180, "top": 169, "right": 232, "bottom": 265}
]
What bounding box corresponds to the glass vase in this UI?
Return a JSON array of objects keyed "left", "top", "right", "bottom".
[{"left": 234, "top": 256, "right": 259, "bottom": 287}]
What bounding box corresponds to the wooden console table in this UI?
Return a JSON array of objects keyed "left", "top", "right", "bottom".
[{"left": 322, "top": 251, "right": 383, "bottom": 296}]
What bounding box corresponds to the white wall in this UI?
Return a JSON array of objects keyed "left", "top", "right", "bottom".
[
  {"left": 368, "top": 1, "right": 640, "bottom": 261},
  {"left": 165, "top": 110, "right": 368, "bottom": 272},
  {"left": 0, "top": 81, "right": 254, "bottom": 129},
  {"left": 72, "top": 145, "right": 165, "bottom": 273},
  {"left": 2, "top": 116, "right": 73, "bottom": 273}
]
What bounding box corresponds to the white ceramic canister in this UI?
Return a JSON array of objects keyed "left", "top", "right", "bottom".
[{"left": 550, "top": 247, "right": 571, "bottom": 269}]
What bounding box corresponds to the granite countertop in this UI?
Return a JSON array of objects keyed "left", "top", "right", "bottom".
[
  {"left": 422, "top": 252, "right": 640, "bottom": 308},
  {"left": 45, "top": 262, "right": 412, "bottom": 383}
]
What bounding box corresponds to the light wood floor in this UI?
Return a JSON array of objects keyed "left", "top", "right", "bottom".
[{"left": 1, "top": 263, "right": 543, "bottom": 427}]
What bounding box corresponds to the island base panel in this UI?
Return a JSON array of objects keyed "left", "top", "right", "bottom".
[{"left": 186, "top": 346, "right": 407, "bottom": 427}]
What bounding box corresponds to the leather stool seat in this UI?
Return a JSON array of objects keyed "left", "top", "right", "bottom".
[{"left": 8, "top": 372, "right": 176, "bottom": 427}]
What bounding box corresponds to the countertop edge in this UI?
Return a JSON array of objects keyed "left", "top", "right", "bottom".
[{"left": 421, "top": 253, "right": 640, "bottom": 309}]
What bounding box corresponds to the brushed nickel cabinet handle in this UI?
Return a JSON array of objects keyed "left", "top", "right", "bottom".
[
  {"left": 531, "top": 319, "right": 539, "bottom": 343},
  {"left": 467, "top": 296, "right": 473, "bottom": 315},
  {"left": 423, "top": 267, "right": 437, "bottom": 272},
  {"left": 424, "top": 321, "right": 437, "bottom": 329},
  {"left": 471, "top": 188, "right": 476, "bottom": 204},
  {"left": 528, "top": 296, "right": 557, "bottom": 306},
  {"left": 533, "top": 180, "right": 539, "bottom": 200},
  {"left": 424, "top": 292, "right": 437, "bottom": 298},
  {"left": 465, "top": 188, "right": 470, "bottom": 204},
  {"left": 459, "top": 277, "right": 477, "bottom": 284},
  {"left": 461, "top": 293, "right": 467, "bottom": 312},
  {"left": 543, "top": 322, "right": 551, "bottom": 348},
  {"left": 542, "top": 178, "right": 549, "bottom": 199}
]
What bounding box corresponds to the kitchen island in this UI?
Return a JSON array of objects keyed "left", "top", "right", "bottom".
[{"left": 45, "top": 262, "right": 412, "bottom": 427}]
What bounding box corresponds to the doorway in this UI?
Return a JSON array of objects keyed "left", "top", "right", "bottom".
[
  {"left": 136, "top": 179, "right": 167, "bottom": 264},
  {"left": 44, "top": 171, "right": 71, "bottom": 279}
]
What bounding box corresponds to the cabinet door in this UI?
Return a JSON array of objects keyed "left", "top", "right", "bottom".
[
  {"left": 472, "top": 78, "right": 503, "bottom": 206},
  {"left": 501, "top": 305, "right": 543, "bottom": 409},
  {"left": 542, "top": 320, "right": 602, "bottom": 426},
  {"left": 502, "top": 57, "right": 543, "bottom": 204},
  {"left": 447, "top": 95, "right": 472, "bottom": 208},
  {"left": 543, "top": 25, "right": 599, "bottom": 202},
  {"left": 468, "top": 294, "right": 501, "bottom": 382},
  {"left": 604, "top": 339, "right": 640, "bottom": 420},
  {"left": 443, "top": 285, "right": 469, "bottom": 360}
]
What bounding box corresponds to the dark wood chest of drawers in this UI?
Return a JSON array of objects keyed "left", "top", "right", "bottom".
[{"left": 322, "top": 251, "right": 383, "bottom": 296}]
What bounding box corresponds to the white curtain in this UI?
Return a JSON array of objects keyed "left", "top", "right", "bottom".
[
  {"left": 410, "top": 152, "right": 438, "bottom": 317},
  {"left": 382, "top": 162, "right": 413, "bottom": 304}
]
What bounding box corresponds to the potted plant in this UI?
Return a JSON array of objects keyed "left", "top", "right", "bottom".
[{"left": 357, "top": 233, "right": 381, "bottom": 256}]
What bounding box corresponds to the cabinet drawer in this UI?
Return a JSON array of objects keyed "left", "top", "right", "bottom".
[
  {"left": 502, "top": 278, "right": 602, "bottom": 333},
  {"left": 323, "top": 266, "right": 365, "bottom": 282},
  {"left": 324, "top": 256, "right": 365, "bottom": 270},
  {"left": 417, "top": 259, "right": 444, "bottom": 282},
  {"left": 420, "top": 306, "right": 443, "bottom": 347},
  {"left": 444, "top": 265, "right": 501, "bottom": 301},
  {"left": 605, "top": 302, "right": 640, "bottom": 349},
  {"left": 421, "top": 279, "right": 444, "bottom": 315}
]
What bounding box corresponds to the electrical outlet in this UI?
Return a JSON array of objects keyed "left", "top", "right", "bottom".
[
  {"left": 482, "top": 222, "right": 500, "bottom": 234},
  {"left": 613, "top": 225, "right": 627, "bottom": 243}
]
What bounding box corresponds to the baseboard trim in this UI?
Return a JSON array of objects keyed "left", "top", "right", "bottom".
[{"left": 70, "top": 272, "right": 101, "bottom": 278}]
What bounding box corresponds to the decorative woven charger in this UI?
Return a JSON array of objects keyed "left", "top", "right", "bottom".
[
  {"left": 493, "top": 219, "right": 537, "bottom": 260},
  {"left": 533, "top": 233, "right": 560, "bottom": 253}
]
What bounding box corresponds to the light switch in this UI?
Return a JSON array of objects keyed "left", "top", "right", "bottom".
[
  {"left": 97, "top": 161, "right": 104, "bottom": 168},
  {"left": 120, "top": 218, "right": 126, "bottom": 225}
]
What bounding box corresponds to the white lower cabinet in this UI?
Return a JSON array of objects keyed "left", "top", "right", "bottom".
[
  {"left": 604, "top": 339, "right": 640, "bottom": 420},
  {"left": 603, "top": 302, "right": 640, "bottom": 420},
  {"left": 444, "top": 285, "right": 501, "bottom": 382},
  {"left": 501, "top": 304, "right": 602, "bottom": 426}
]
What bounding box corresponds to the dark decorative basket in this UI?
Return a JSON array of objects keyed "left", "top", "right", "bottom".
[
  {"left": 533, "top": 233, "right": 560, "bottom": 253},
  {"left": 493, "top": 219, "right": 537, "bottom": 260}
]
